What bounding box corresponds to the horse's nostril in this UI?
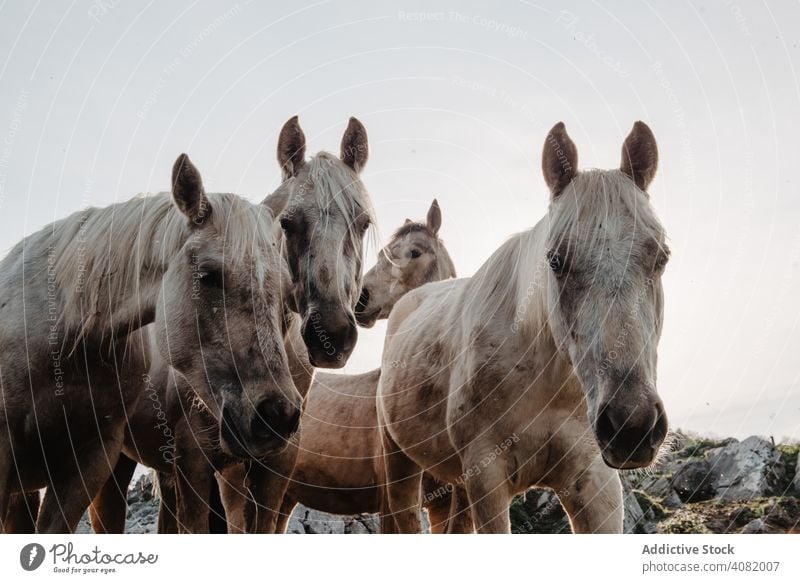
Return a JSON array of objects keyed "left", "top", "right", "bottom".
[
  {"left": 355, "top": 288, "right": 370, "bottom": 313},
  {"left": 289, "top": 408, "right": 301, "bottom": 435},
  {"left": 252, "top": 398, "right": 300, "bottom": 440},
  {"left": 650, "top": 402, "right": 668, "bottom": 446}
]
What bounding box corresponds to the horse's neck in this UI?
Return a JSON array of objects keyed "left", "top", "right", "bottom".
[
  {"left": 52, "top": 194, "right": 188, "bottom": 344},
  {"left": 467, "top": 217, "right": 551, "bottom": 339}
]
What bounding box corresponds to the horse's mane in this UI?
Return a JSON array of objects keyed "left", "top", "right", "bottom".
[
  {"left": 470, "top": 169, "right": 665, "bottom": 336},
  {"left": 30, "top": 191, "right": 275, "bottom": 342}
]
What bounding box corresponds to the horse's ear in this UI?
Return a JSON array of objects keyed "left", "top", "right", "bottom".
[
  {"left": 426, "top": 198, "right": 442, "bottom": 236},
  {"left": 277, "top": 115, "right": 306, "bottom": 178},
  {"left": 403, "top": 218, "right": 413, "bottom": 224},
  {"left": 340, "top": 117, "right": 368, "bottom": 173},
  {"left": 172, "top": 154, "right": 210, "bottom": 225},
  {"left": 620, "top": 121, "right": 658, "bottom": 191},
  {"left": 262, "top": 185, "right": 290, "bottom": 220},
  {"left": 542, "top": 122, "right": 578, "bottom": 197}
]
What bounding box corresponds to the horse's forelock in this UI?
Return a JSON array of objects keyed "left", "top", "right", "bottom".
[{"left": 548, "top": 169, "right": 665, "bottom": 250}]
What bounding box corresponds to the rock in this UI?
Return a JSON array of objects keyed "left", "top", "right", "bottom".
[
  {"left": 510, "top": 489, "right": 570, "bottom": 534},
  {"left": 740, "top": 518, "right": 774, "bottom": 533},
  {"left": 287, "top": 505, "right": 382, "bottom": 534},
  {"left": 637, "top": 475, "right": 674, "bottom": 500},
  {"left": 760, "top": 497, "right": 800, "bottom": 532},
  {"left": 661, "top": 490, "right": 683, "bottom": 509},
  {"left": 793, "top": 453, "right": 800, "bottom": 494},
  {"left": 671, "top": 459, "right": 716, "bottom": 502},
  {"left": 288, "top": 506, "right": 347, "bottom": 534},
  {"left": 623, "top": 487, "right": 644, "bottom": 533},
  {"left": 656, "top": 509, "right": 712, "bottom": 534},
  {"left": 707, "top": 436, "right": 785, "bottom": 501},
  {"left": 343, "top": 514, "right": 380, "bottom": 534}
]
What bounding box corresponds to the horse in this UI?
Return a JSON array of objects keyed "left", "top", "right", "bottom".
[
  {"left": 268, "top": 201, "right": 470, "bottom": 533},
  {"left": 0, "top": 154, "right": 302, "bottom": 533},
  {"left": 87, "top": 116, "right": 375, "bottom": 534},
  {"left": 377, "top": 121, "right": 670, "bottom": 534}
]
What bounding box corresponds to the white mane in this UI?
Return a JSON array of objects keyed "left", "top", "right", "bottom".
[
  {"left": 471, "top": 169, "right": 666, "bottom": 336},
  {"left": 6, "top": 191, "right": 276, "bottom": 342}
]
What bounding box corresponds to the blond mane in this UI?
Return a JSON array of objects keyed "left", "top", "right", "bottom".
[
  {"left": 470, "top": 169, "right": 666, "bottom": 336},
  {"left": 19, "top": 191, "right": 276, "bottom": 343}
]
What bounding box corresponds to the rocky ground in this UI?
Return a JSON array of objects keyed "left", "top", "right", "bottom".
[
  {"left": 78, "top": 434, "right": 800, "bottom": 534},
  {"left": 512, "top": 434, "right": 800, "bottom": 534}
]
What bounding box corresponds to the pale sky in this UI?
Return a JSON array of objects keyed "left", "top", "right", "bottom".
[{"left": 0, "top": 0, "right": 798, "bottom": 440}]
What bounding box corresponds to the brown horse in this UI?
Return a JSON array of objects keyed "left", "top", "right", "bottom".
[
  {"left": 377, "top": 122, "right": 670, "bottom": 533},
  {"left": 0, "top": 154, "right": 301, "bottom": 533},
  {"left": 271, "top": 200, "right": 470, "bottom": 532},
  {"left": 87, "top": 117, "right": 375, "bottom": 533}
]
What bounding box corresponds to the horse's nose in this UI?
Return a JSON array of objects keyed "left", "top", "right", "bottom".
[
  {"left": 251, "top": 397, "right": 301, "bottom": 442},
  {"left": 355, "top": 287, "right": 370, "bottom": 314},
  {"left": 302, "top": 310, "right": 358, "bottom": 368},
  {"left": 594, "top": 396, "right": 667, "bottom": 468}
]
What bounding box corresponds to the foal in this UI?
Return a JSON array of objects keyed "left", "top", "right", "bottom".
[{"left": 378, "top": 122, "right": 670, "bottom": 533}]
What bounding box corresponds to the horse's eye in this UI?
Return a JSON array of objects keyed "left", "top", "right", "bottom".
[
  {"left": 547, "top": 251, "right": 565, "bottom": 275},
  {"left": 410, "top": 249, "right": 422, "bottom": 259},
  {"left": 279, "top": 216, "right": 293, "bottom": 233},
  {"left": 655, "top": 254, "right": 669, "bottom": 272},
  {"left": 197, "top": 267, "right": 223, "bottom": 288}
]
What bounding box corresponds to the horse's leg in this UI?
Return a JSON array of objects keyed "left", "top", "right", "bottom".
[
  {"left": 244, "top": 448, "right": 298, "bottom": 534},
  {"left": 275, "top": 495, "right": 295, "bottom": 534},
  {"left": 0, "top": 437, "right": 12, "bottom": 534},
  {"left": 218, "top": 465, "right": 248, "bottom": 533},
  {"left": 4, "top": 491, "right": 41, "bottom": 533},
  {"left": 449, "top": 487, "right": 474, "bottom": 533},
  {"left": 461, "top": 446, "right": 511, "bottom": 534},
  {"left": 207, "top": 476, "right": 227, "bottom": 534},
  {"left": 89, "top": 454, "right": 137, "bottom": 533},
  {"left": 37, "top": 433, "right": 124, "bottom": 533},
  {"left": 425, "top": 494, "right": 451, "bottom": 534},
  {"left": 555, "top": 453, "right": 623, "bottom": 534},
  {"left": 156, "top": 471, "right": 178, "bottom": 534},
  {"left": 380, "top": 427, "right": 423, "bottom": 533},
  {"left": 174, "top": 447, "right": 213, "bottom": 533}
]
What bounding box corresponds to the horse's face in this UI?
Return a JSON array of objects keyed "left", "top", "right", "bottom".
[
  {"left": 275, "top": 116, "right": 373, "bottom": 368},
  {"left": 542, "top": 122, "right": 669, "bottom": 470},
  {"left": 356, "top": 200, "right": 455, "bottom": 327},
  {"left": 155, "top": 154, "right": 302, "bottom": 459}
]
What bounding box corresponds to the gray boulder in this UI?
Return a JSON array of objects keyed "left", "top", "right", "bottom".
[
  {"left": 287, "top": 504, "right": 380, "bottom": 534},
  {"left": 707, "top": 436, "right": 785, "bottom": 501},
  {"left": 622, "top": 484, "right": 644, "bottom": 533},
  {"left": 793, "top": 453, "right": 800, "bottom": 494},
  {"left": 671, "top": 459, "right": 716, "bottom": 502}
]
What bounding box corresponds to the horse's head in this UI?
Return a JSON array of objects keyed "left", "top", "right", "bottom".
[
  {"left": 155, "top": 154, "right": 302, "bottom": 459},
  {"left": 541, "top": 122, "right": 669, "bottom": 470},
  {"left": 355, "top": 199, "right": 456, "bottom": 327},
  {"left": 273, "top": 116, "right": 374, "bottom": 368}
]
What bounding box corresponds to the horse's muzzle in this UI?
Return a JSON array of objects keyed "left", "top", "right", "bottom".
[
  {"left": 594, "top": 397, "right": 668, "bottom": 469},
  {"left": 220, "top": 398, "right": 301, "bottom": 459},
  {"left": 354, "top": 288, "right": 379, "bottom": 328},
  {"left": 301, "top": 309, "right": 357, "bottom": 368}
]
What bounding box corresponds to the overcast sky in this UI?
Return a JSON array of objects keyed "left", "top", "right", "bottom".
[{"left": 1, "top": 0, "right": 798, "bottom": 440}]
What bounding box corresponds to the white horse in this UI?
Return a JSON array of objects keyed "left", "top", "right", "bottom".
[{"left": 377, "top": 122, "right": 670, "bottom": 533}]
